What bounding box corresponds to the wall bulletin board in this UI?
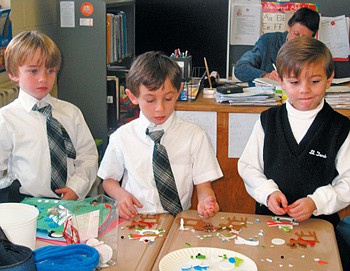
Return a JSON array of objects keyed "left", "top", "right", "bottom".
[{"left": 227, "top": 0, "right": 350, "bottom": 79}]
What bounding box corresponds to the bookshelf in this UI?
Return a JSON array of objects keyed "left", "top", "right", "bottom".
[{"left": 56, "top": 0, "right": 135, "bottom": 150}]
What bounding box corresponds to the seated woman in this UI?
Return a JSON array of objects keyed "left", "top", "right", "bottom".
[{"left": 234, "top": 7, "right": 319, "bottom": 85}]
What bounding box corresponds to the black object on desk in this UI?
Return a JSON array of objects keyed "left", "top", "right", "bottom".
[
  {"left": 216, "top": 84, "right": 244, "bottom": 94},
  {"left": 0, "top": 226, "right": 36, "bottom": 270}
]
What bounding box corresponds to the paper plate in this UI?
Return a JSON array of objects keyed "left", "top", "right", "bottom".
[{"left": 159, "top": 247, "right": 257, "bottom": 271}]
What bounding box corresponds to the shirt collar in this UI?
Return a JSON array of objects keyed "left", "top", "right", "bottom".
[
  {"left": 286, "top": 98, "right": 324, "bottom": 119},
  {"left": 18, "top": 89, "right": 53, "bottom": 112},
  {"left": 139, "top": 111, "right": 176, "bottom": 137}
]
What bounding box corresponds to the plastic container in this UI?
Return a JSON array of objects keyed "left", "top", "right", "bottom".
[{"left": 0, "top": 203, "right": 39, "bottom": 250}]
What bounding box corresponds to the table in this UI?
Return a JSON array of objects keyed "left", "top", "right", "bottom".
[
  {"left": 152, "top": 210, "right": 343, "bottom": 271},
  {"left": 36, "top": 213, "right": 174, "bottom": 271}
]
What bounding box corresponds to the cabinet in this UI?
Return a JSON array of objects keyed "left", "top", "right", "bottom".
[{"left": 56, "top": 0, "right": 135, "bottom": 150}]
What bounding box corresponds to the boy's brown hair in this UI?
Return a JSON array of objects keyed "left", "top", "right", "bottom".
[
  {"left": 276, "top": 36, "right": 334, "bottom": 79},
  {"left": 4, "top": 30, "right": 61, "bottom": 77},
  {"left": 126, "top": 51, "right": 182, "bottom": 97}
]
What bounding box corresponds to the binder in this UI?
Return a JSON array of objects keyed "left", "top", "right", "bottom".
[
  {"left": 107, "top": 76, "right": 119, "bottom": 131},
  {"left": 106, "top": 13, "right": 113, "bottom": 64},
  {"left": 119, "top": 11, "right": 127, "bottom": 58}
]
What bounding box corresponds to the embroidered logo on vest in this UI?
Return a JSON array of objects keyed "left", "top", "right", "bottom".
[{"left": 309, "top": 149, "right": 327, "bottom": 159}]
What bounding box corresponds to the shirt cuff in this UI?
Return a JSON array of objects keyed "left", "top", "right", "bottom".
[{"left": 255, "top": 179, "right": 280, "bottom": 206}]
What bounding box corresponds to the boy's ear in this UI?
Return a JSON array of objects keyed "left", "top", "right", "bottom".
[
  {"left": 326, "top": 71, "right": 335, "bottom": 89},
  {"left": 277, "top": 76, "right": 286, "bottom": 91},
  {"left": 176, "top": 82, "right": 184, "bottom": 99},
  {"left": 125, "top": 88, "right": 139, "bottom": 105},
  {"left": 8, "top": 73, "right": 19, "bottom": 83}
]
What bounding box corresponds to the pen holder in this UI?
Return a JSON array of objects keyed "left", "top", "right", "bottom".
[{"left": 173, "top": 56, "right": 192, "bottom": 82}]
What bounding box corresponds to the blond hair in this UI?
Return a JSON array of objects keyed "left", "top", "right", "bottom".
[{"left": 4, "top": 30, "right": 61, "bottom": 76}]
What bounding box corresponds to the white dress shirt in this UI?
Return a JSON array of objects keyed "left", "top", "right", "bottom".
[
  {"left": 98, "top": 111, "right": 223, "bottom": 214},
  {"left": 0, "top": 90, "right": 98, "bottom": 199}
]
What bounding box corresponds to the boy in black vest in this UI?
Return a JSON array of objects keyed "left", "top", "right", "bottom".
[{"left": 238, "top": 36, "right": 350, "bottom": 269}]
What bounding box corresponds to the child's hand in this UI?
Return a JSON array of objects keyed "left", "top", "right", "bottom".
[
  {"left": 56, "top": 187, "right": 78, "bottom": 200},
  {"left": 197, "top": 195, "right": 219, "bottom": 218},
  {"left": 117, "top": 189, "right": 143, "bottom": 219},
  {"left": 287, "top": 197, "right": 316, "bottom": 222},
  {"left": 267, "top": 191, "right": 288, "bottom": 215}
]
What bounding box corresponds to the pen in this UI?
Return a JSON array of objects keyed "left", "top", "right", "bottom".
[{"left": 272, "top": 63, "right": 277, "bottom": 71}]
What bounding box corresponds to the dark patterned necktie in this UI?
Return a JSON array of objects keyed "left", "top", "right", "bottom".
[
  {"left": 146, "top": 128, "right": 183, "bottom": 216},
  {"left": 32, "top": 104, "right": 76, "bottom": 193}
]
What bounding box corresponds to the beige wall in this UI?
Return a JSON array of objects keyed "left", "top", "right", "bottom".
[
  {"left": 0, "top": 0, "right": 58, "bottom": 96},
  {"left": 7, "top": 0, "right": 57, "bottom": 36}
]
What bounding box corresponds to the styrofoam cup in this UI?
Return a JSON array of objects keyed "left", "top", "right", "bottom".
[{"left": 0, "top": 203, "right": 39, "bottom": 250}]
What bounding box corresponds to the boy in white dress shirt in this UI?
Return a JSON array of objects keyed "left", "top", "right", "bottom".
[
  {"left": 98, "top": 51, "right": 223, "bottom": 219},
  {"left": 0, "top": 31, "right": 98, "bottom": 200}
]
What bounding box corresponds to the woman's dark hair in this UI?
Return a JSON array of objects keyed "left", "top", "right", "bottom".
[{"left": 288, "top": 7, "right": 320, "bottom": 37}]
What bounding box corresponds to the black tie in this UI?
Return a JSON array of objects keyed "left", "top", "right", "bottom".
[{"left": 146, "top": 128, "right": 183, "bottom": 216}]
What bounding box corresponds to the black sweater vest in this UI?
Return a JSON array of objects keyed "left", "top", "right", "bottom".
[{"left": 258, "top": 102, "right": 350, "bottom": 225}]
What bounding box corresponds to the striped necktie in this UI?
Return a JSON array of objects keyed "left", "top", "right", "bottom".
[
  {"left": 32, "top": 104, "right": 76, "bottom": 194},
  {"left": 146, "top": 128, "right": 183, "bottom": 216}
]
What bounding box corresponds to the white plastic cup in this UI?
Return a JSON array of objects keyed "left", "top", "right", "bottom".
[{"left": 0, "top": 203, "right": 39, "bottom": 250}]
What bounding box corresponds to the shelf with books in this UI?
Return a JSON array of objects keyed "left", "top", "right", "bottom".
[
  {"left": 107, "top": 68, "right": 139, "bottom": 132},
  {"left": 106, "top": 0, "right": 135, "bottom": 67},
  {"left": 57, "top": 0, "right": 135, "bottom": 151}
]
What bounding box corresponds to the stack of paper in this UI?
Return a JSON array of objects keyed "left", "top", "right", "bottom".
[
  {"left": 332, "top": 77, "right": 350, "bottom": 85},
  {"left": 253, "top": 78, "right": 281, "bottom": 90},
  {"left": 325, "top": 85, "right": 350, "bottom": 109},
  {"left": 215, "top": 87, "right": 279, "bottom": 106}
]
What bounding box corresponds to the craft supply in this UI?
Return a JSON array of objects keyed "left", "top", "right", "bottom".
[
  {"left": 21, "top": 195, "right": 117, "bottom": 236},
  {"left": 159, "top": 247, "right": 256, "bottom": 271},
  {"left": 34, "top": 244, "right": 99, "bottom": 271},
  {"left": 180, "top": 218, "right": 185, "bottom": 230},
  {"left": 86, "top": 238, "right": 113, "bottom": 267},
  {"left": 271, "top": 238, "right": 285, "bottom": 245}
]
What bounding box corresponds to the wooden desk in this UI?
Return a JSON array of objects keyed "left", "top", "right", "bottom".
[
  {"left": 36, "top": 213, "right": 174, "bottom": 271},
  {"left": 176, "top": 93, "right": 350, "bottom": 218},
  {"left": 152, "top": 210, "right": 343, "bottom": 271},
  {"left": 114, "top": 214, "right": 173, "bottom": 271}
]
